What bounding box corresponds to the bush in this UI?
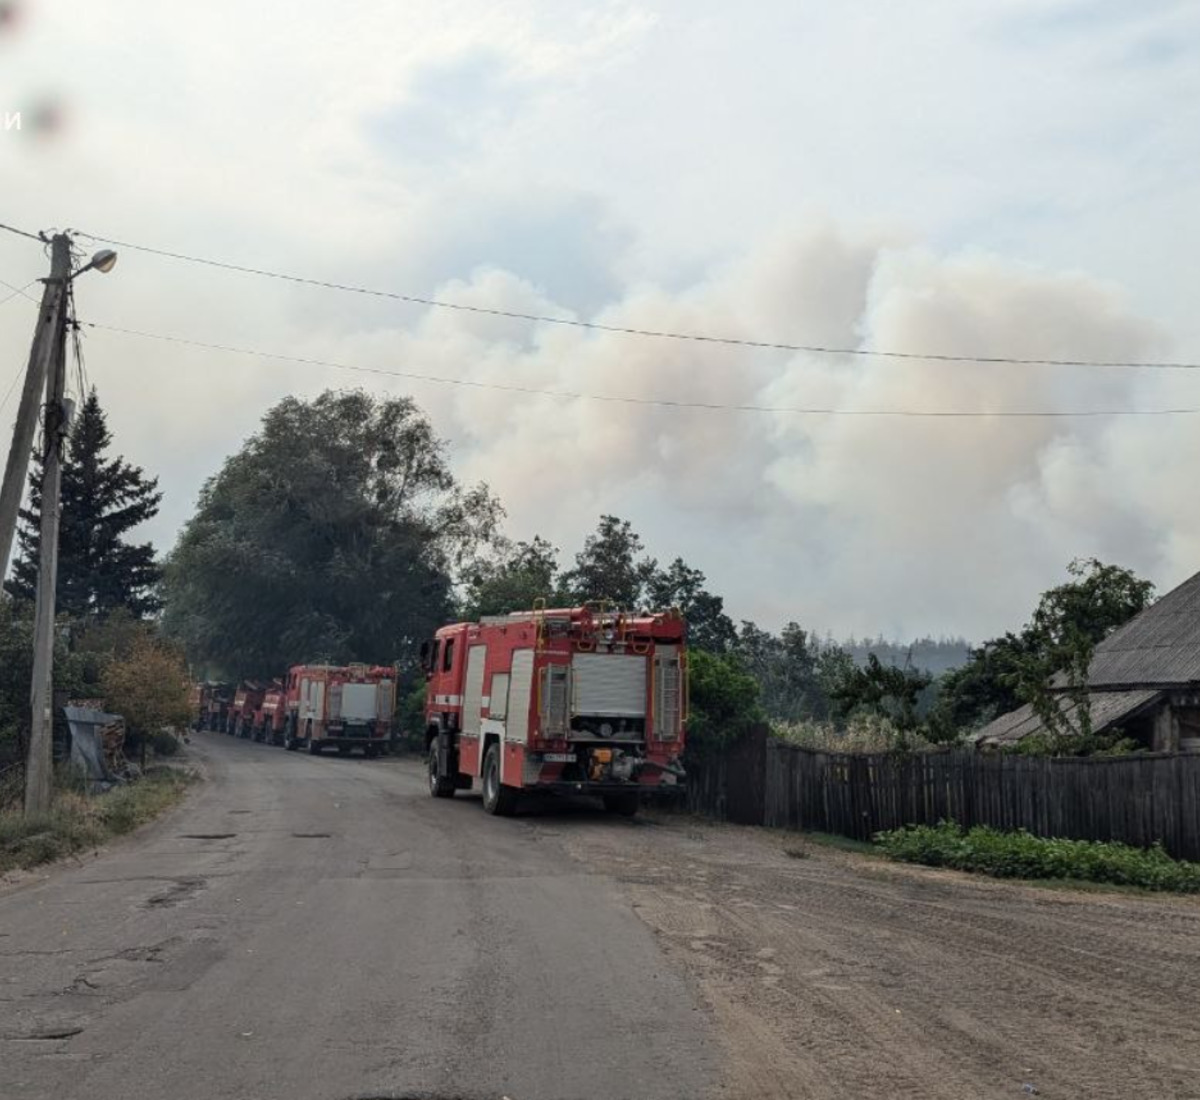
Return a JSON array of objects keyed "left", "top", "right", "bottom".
[
  {"left": 774, "top": 714, "right": 938, "bottom": 754},
  {"left": 151, "top": 730, "right": 182, "bottom": 756},
  {"left": 687, "top": 649, "right": 764, "bottom": 746},
  {"left": 875, "top": 821, "right": 1200, "bottom": 893}
]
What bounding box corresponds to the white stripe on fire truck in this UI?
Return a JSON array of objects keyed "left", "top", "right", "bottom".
[{"left": 435, "top": 694, "right": 462, "bottom": 706}]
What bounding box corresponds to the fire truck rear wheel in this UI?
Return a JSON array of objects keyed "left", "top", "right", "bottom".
[
  {"left": 308, "top": 739, "right": 322, "bottom": 756},
  {"left": 481, "top": 744, "right": 517, "bottom": 816},
  {"left": 602, "top": 793, "right": 640, "bottom": 817},
  {"left": 428, "top": 745, "right": 455, "bottom": 798}
]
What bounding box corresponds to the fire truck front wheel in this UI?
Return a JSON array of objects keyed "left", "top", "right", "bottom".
[
  {"left": 428, "top": 746, "right": 455, "bottom": 798},
  {"left": 481, "top": 745, "right": 517, "bottom": 816}
]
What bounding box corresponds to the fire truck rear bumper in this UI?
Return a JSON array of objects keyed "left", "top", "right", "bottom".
[{"left": 535, "top": 780, "right": 686, "bottom": 801}]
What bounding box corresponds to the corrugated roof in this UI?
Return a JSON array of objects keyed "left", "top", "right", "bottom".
[
  {"left": 1084, "top": 570, "right": 1200, "bottom": 687},
  {"left": 972, "top": 688, "right": 1162, "bottom": 745}
]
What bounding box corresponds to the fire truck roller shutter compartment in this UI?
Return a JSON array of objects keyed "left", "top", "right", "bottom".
[
  {"left": 507, "top": 650, "right": 534, "bottom": 741},
  {"left": 572, "top": 652, "right": 647, "bottom": 718},
  {"left": 340, "top": 683, "right": 378, "bottom": 724},
  {"left": 463, "top": 645, "right": 487, "bottom": 736}
]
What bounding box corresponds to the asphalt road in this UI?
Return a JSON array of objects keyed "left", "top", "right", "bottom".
[{"left": 1, "top": 735, "right": 718, "bottom": 1100}]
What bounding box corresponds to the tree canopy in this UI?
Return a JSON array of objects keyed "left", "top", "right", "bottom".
[
  {"left": 162, "top": 390, "right": 500, "bottom": 679},
  {"left": 933, "top": 558, "right": 1156, "bottom": 736},
  {"left": 6, "top": 389, "right": 162, "bottom": 617}
]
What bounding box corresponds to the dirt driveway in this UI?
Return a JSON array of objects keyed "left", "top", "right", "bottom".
[{"left": 558, "top": 813, "right": 1200, "bottom": 1100}]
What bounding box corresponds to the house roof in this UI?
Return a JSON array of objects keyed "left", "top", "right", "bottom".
[
  {"left": 972, "top": 688, "right": 1163, "bottom": 746},
  {"left": 1082, "top": 569, "right": 1200, "bottom": 688}
]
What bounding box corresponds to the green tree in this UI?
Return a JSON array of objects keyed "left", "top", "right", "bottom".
[
  {"left": 561, "top": 515, "right": 657, "bottom": 609},
  {"left": 162, "top": 390, "right": 501, "bottom": 679},
  {"left": 686, "top": 648, "right": 763, "bottom": 746},
  {"left": 6, "top": 389, "right": 162, "bottom": 617},
  {"left": 830, "top": 653, "right": 932, "bottom": 739},
  {"left": 933, "top": 558, "right": 1155, "bottom": 742},
  {"left": 462, "top": 536, "right": 563, "bottom": 618},
  {"left": 1014, "top": 558, "right": 1155, "bottom": 743},
  {"left": 734, "top": 620, "right": 842, "bottom": 722},
  {"left": 0, "top": 597, "right": 88, "bottom": 768},
  {"left": 100, "top": 634, "right": 193, "bottom": 762},
  {"left": 646, "top": 558, "right": 737, "bottom": 653}
]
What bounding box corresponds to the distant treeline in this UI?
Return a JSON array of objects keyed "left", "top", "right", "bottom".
[{"left": 833, "top": 637, "right": 973, "bottom": 678}]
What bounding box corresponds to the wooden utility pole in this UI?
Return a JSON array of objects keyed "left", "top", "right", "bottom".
[
  {"left": 0, "top": 234, "right": 70, "bottom": 583},
  {"left": 24, "top": 234, "right": 72, "bottom": 817}
]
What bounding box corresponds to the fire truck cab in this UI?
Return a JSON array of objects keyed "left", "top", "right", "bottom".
[{"left": 423, "top": 606, "right": 687, "bottom": 816}]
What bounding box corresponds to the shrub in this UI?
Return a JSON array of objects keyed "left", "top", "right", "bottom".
[
  {"left": 0, "top": 768, "right": 193, "bottom": 873},
  {"left": 875, "top": 821, "right": 1200, "bottom": 892},
  {"left": 687, "top": 649, "right": 764, "bottom": 746},
  {"left": 151, "top": 730, "right": 182, "bottom": 756},
  {"left": 774, "top": 714, "right": 938, "bottom": 754}
]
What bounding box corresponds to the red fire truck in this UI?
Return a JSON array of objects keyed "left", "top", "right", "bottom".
[
  {"left": 423, "top": 605, "right": 687, "bottom": 816},
  {"left": 253, "top": 684, "right": 289, "bottom": 745},
  {"left": 195, "top": 682, "right": 232, "bottom": 731},
  {"left": 282, "top": 663, "right": 396, "bottom": 757},
  {"left": 227, "top": 682, "right": 268, "bottom": 738}
]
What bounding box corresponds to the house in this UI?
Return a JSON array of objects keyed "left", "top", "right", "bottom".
[{"left": 973, "top": 570, "right": 1200, "bottom": 752}]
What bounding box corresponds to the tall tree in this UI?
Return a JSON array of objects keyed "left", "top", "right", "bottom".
[
  {"left": 462, "top": 536, "right": 563, "bottom": 618},
  {"left": 646, "top": 557, "right": 737, "bottom": 652},
  {"left": 1014, "top": 558, "right": 1156, "bottom": 741},
  {"left": 933, "top": 558, "right": 1155, "bottom": 736},
  {"left": 6, "top": 389, "right": 162, "bottom": 617},
  {"left": 561, "top": 515, "right": 657, "bottom": 609},
  {"left": 162, "top": 390, "right": 500, "bottom": 679}
]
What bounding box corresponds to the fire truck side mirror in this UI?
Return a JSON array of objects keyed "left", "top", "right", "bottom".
[{"left": 418, "top": 640, "right": 431, "bottom": 674}]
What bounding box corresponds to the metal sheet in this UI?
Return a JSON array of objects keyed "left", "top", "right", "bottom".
[
  {"left": 572, "top": 652, "right": 647, "bottom": 717},
  {"left": 340, "top": 683, "right": 377, "bottom": 723}
]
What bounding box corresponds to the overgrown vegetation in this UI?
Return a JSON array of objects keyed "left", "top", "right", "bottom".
[
  {"left": 0, "top": 766, "right": 194, "bottom": 875},
  {"left": 875, "top": 821, "right": 1200, "bottom": 892},
  {"left": 774, "top": 714, "right": 936, "bottom": 754}
]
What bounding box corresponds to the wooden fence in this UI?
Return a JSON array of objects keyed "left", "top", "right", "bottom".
[{"left": 687, "top": 733, "right": 1200, "bottom": 861}]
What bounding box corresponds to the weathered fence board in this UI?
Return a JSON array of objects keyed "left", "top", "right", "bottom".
[{"left": 689, "top": 738, "right": 1200, "bottom": 860}]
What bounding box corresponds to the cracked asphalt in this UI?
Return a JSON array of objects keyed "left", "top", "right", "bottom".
[{"left": 0, "top": 735, "right": 717, "bottom": 1100}]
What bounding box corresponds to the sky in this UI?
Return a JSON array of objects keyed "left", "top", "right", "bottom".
[{"left": 2, "top": 0, "right": 1199, "bottom": 642}]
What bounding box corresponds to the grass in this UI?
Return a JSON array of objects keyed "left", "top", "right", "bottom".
[
  {"left": 773, "top": 714, "right": 944, "bottom": 754},
  {"left": 0, "top": 765, "right": 196, "bottom": 876},
  {"left": 875, "top": 821, "right": 1200, "bottom": 894}
]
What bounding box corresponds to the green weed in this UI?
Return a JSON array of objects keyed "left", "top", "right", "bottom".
[{"left": 875, "top": 821, "right": 1200, "bottom": 893}]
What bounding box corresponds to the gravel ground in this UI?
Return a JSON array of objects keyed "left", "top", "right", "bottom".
[{"left": 557, "top": 813, "right": 1200, "bottom": 1100}]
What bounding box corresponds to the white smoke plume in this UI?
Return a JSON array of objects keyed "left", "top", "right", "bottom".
[{"left": 274, "top": 220, "right": 1177, "bottom": 641}]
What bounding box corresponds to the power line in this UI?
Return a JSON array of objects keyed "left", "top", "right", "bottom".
[
  {"left": 0, "top": 277, "right": 39, "bottom": 307},
  {"left": 79, "top": 318, "right": 1200, "bottom": 419},
  {"left": 0, "top": 220, "right": 44, "bottom": 243},
  {"left": 72, "top": 229, "right": 1198, "bottom": 372}
]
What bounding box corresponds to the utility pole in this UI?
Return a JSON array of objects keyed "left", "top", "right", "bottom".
[
  {"left": 24, "top": 234, "right": 72, "bottom": 817},
  {"left": 0, "top": 234, "right": 70, "bottom": 583}
]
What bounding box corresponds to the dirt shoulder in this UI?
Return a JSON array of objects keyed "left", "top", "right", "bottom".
[{"left": 557, "top": 813, "right": 1200, "bottom": 1100}]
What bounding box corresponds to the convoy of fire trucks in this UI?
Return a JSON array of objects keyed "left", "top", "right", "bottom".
[{"left": 195, "top": 604, "right": 688, "bottom": 816}]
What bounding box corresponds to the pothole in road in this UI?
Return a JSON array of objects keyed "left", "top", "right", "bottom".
[
  {"left": 144, "top": 877, "right": 206, "bottom": 909},
  {"left": 9, "top": 1026, "right": 85, "bottom": 1041},
  {"left": 292, "top": 832, "right": 332, "bottom": 838},
  {"left": 179, "top": 833, "right": 237, "bottom": 840},
  {"left": 228, "top": 809, "right": 253, "bottom": 815}
]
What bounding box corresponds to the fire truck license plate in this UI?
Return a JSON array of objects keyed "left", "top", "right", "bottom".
[{"left": 542, "top": 753, "right": 575, "bottom": 763}]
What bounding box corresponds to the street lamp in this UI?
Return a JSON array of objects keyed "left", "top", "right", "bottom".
[{"left": 72, "top": 249, "right": 118, "bottom": 278}]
